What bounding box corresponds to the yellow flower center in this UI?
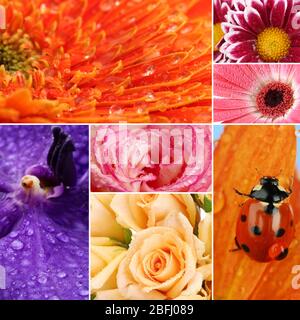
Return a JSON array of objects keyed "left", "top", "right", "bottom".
[
  {"left": 256, "top": 27, "right": 291, "bottom": 62},
  {"left": 214, "top": 23, "right": 224, "bottom": 51}
]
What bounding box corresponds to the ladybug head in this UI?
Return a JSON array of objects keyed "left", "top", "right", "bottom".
[{"left": 260, "top": 176, "right": 278, "bottom": 187}]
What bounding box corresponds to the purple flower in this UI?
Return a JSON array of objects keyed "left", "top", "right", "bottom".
[{"left": 0, "top": 125, "right": 89, "bottom": 300}]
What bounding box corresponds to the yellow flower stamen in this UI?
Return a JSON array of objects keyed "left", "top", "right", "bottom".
[
  {"left": 256, "top": 27, "right": 291, "bottom": 62},
  {"left": 214, "top": 23, "right": 224, "bottom": 51}
]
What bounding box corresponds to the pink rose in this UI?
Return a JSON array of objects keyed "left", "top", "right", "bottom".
[{"left": 91, "top": 125, "right": 211, "bottom": 192}]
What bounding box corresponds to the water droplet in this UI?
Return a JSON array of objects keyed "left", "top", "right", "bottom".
[
  {"left": 145, "top": 91, "right": 155, "bottom": 101},
  {"left": 128, "top": 17, "right": 136, "bottom": 24},
  {"left": 171, "top": 55, "right": 181, "bottom": 65},
  {"left": 27, "top": 228, "right": 34, "bottom": 236},
  {"left": 9, "top": 231, "right": 19, "bottom": 238},
  {"left": 181, "top": 26, "right": 192, "bottom": 34},
  {"left": 143, "top": 65, "right": 155, "bottom": 77},
  {"left": 21, "top": 259, "right": 31, "bottom": 267},
  {"left": 109, "top": 105, "right": 124, "bottom": 115},
  {"left": 214, "top": 190, "right": 225, "bottom": 213},
  {"left": 57, "top": 271, "right": 67, "bottom": 279},
  {"left": 100, "top": 0, "right": 114, "bottom": 12},
  {"left": 11, "top": 240, "right": 24, "bottom": 250},
  {"left": 79, "top": 289, "right": 89, "bottom": 296},
  {"left": 166, "top": 24, "right": 178, "bottom": 33},
  {"left": 56, "top": 232, "right": 69, "bottom": 243},
  {"left": 37, "top": 275, "right": 48, "bottom": 285}
]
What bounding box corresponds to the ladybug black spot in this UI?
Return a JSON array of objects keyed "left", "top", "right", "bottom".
[
  {"left": 241, "top": 215, "right": 247, "bottom": 222},
  {"left": 276, "top": 248, "right": 288, "bottom": 260},
  {"left": 275, "top": 228, "right": 285, "bottom": 237},
  {"left": 251, "top": 226, "right": 262, "bottom": 236},
  {"left": 241, "top": 244, "right": 250, "bottom": 253}
]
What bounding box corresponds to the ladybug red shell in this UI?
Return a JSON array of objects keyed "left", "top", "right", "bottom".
[{"left": 234, "top": 176, "right": 295, "bottom": 262}]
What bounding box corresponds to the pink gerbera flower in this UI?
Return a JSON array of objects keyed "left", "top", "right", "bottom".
[
  {"left": 219, "top": 0, "right": 300, "bottom": 62},
  {"left": 214, "top": 64, "right": 300, "bottom": 123},
  {"left": 214, "top": 0, "right": 233, "bottom": 62}
]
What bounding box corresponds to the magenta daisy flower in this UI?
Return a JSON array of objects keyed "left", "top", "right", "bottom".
[
  {"left": 214, "top": 0, "right": 233, "bottom": 62},
  {"left": 214, "top": 64, "right": 300, "bottom": 123},
  {"left": 219, "top": 0, "right": 300, "bottom": 62}
]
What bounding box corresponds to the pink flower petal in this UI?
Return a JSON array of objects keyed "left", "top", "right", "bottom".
[
  {"left": 224, "top": 30, "right": 256, "bottom": 44},
  {"left": 237, "top": 53, "right": 260, "bottom": 62},
  {"left": 270, "top": 0, "right": 287, "bottom": 27},
  {"left": 225, "top": 40, "right": 256, "bottom": 60},
  {"left": 245, "top": 7, "right": 266, "bottom": 33},
  {"left": 215, "top": 108, "right": 259, "bottom": 123},
  {"left": 214, "top": 98, "right": 252, "bottom": 110}
]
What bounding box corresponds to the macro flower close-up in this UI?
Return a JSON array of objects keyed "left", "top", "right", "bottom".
[
  {"left": 90, "top": 194, "right": 212, "bottom": 300},
  {"left": 214, "top": 64, "right": 300, "bottom": 123},
  {"left": 214, "top": 0, "right": 300, "bottom": 63},
  {"left": 91, "top": 125, "right": 212, "bottom": 192},
  {"left": 0, "top": 0, "right": 211, "bottom": 123},
  {"left": 0, "top": 125, "right": 89, "bottom": 300}
]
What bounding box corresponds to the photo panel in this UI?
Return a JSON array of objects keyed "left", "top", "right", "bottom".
[
  {"left": 214, "top": 125, "right": 300, "bottom": 300},
  {"left": 0, "top": 125, "right": 89, "bottom": 300}
]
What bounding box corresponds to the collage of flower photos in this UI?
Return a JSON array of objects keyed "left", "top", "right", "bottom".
[{"left": 0, "top": 0, "right": 300, "bottom": 304}]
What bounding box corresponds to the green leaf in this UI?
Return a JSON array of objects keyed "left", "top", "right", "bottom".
[
  {"left": 91, "top": 293, "right": 96, "bottom": 300},
  {"left": 124, "top": 228, "right": 132, "bottom": 246},
  {"left": 203, "top": 196, "right": 212, "bottom": 213}
]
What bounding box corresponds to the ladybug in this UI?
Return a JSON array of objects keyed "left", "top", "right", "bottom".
[{"left": 234, "top": 176, "right": 295, "bottom": 262}]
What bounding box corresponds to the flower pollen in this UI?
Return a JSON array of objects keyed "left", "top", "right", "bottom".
[
  {"left": 214, "top": 23, "right": 224, "bottom": 51},
  {"left": 0, "top": 30, "right": 38, "bottom": 72},
  {"left": 256, "top": 27, "right": 291, "bottom": 62}
]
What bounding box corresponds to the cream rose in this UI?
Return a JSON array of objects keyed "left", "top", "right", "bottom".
[
  {"left": 91, "top": 194, "right": 125, "bottom": 242},
  {"left": 109, "top": 194, "right": 197, "bottom": 230},
  {"left": 91, "top": 237, "right": 127, "bottom": 299},
  {"left": 115, "top": 213, "right": 211, "bottom": 300}
]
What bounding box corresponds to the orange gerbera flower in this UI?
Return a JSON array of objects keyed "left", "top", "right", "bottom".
[
  {"left": 214, "top": 125, "right": 300, "bottom": 300},
  {"left": 0, "top": 0, "right": 211, "bottom": 123}
]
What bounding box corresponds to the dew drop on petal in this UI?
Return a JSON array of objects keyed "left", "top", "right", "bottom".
[
  {"left": 100, "top": 0, "right": 114, "bottom": 12},
  {"left": 27, "top": 228, "right": 34, "bottom": 236},
  {"left": 21, "top": 259, "right": 31, "bottom": 267},
  {"left": 11, "top": 240, "right": 24, "bottom": 250},
  {"left": 214, "top": 190, "right": 225, "bottom": 214},
  {"left": 109, "top": 105, "right": 124, "bottom": 115},
  {"left": 37, "top": 275, "right": 48, "bottom": 285},
  {"left": 79, "top": 289, "right": 89, "bottom": 297},
  {"left": 143, "top": 65, "right": 155, "bottom": 77},
  {"left": 57, "top": 271, "right": 67, "bottom": 279},
  {"left": 56, "top": 232, "right": 69, "bottom": 243},
  {"left": 145, "top": 91, "right": 155, "bottom": 101},
  {"left": 9, "top": 231, "right": 19, "bottom": 238}
]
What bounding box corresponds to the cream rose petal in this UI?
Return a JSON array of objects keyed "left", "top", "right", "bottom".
[
  {"left": 92, "top": 251, "right": 127, "bottom": 292},
  {"left": 173, "top": 194, "right": 197, "bottom": 226},
  {"left": 91, "top": 195, "right": 125, "bottom": 241},
  {"left": 198, "top": 212, "right": 212, "bottom": 256},
  {"left": 95, "top": 289, "right": 126, "bottom": 300},
  {"left": 110, "top": 194, "right": 148, "bottom": 230},
  {"left": 139, "top": 194, "right": 187, "bottom": 227},
  {"left": 91, "top": 252, "right": 106, "bottom": 277}
]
